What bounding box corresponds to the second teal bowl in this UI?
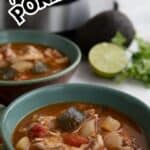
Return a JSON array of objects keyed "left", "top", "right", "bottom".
[{"left": 0, "top": 30, "right": 81, "bottom": 105}]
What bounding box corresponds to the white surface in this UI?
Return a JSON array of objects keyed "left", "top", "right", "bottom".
[
  {"left": 69, "top": 0, "right": 150, "bottom": 107},
  {"left": 70, "top": 62, "right": 150, "bottom": 106}
]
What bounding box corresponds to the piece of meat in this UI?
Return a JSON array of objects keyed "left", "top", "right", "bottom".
[
  {"left": 55, "top": 57, "right": 69, "bottom": 65},
  {"left": 3, "top": 44, "right": 17, "bottom": 63},
  {"left": 84, "top": 109, "right": 96, "bottom": 117},
  {"left": 80, "top": 119, "right": 97, "bottom": 137},
  {"left": 44, "top": 48, "right": 63, "bottom": 59},
  {"left": 80, "top": 113, "right": 99, "bottom": 138},
  {"left": 33, "top": 136, "right": 64, "bottom": 150},
  {"left": 52, "top": 49, "right": 63, "bottom": 58},
  {"left": 3, "top": 45, "right": 44, "bottom": 63},
  {"left": 33, "top": 143, "right": 65, "bottom": 150},
  {"left": 44, "top": 48, "right": 54, "bottom": 60},
  {"left": 18, "top": 45, "right": 44, "bottom": 61},
  {"left": 92, "top": 134, "right": 104, "bottom": 150},
  {"left": 37, "top": 116, "right": 57, "bottom": 130}
]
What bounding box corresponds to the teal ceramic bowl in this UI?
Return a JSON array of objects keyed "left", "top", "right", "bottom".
[
  {"left": 0, "top": 84, "right": 150, "bottom": 149},
  {"left": 0, "top": 30, "right": 81, "bottom": 105}
]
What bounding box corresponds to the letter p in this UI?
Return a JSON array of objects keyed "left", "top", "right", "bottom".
[{"left": 8, "top": 5, "right": 25, "bottom": 26}]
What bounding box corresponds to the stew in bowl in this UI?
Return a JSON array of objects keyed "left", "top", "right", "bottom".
[
  {"left": 0, "top": 43, "right": 70, "bottom": 81},
  {"left": 0, "top": 30, "right": 81, "bottom": 104},
  {"left": 0, "top": 84, "right": 149, "bottom": 150},
  {"left": 13, "top": 103, "right": 148, "bottom": 150}
]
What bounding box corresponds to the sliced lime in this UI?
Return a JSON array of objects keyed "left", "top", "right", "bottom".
[{"left": 89, "top": 43, "right": 128, "bottom": 78}]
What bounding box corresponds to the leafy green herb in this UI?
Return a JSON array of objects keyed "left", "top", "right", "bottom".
[
  {"left": 111, "top": 32, "right": 127, "bottom": 47},
  {"left": 136, "top": 37, "right": 150, "bottom": 51},
  {"left": 115, "top": 36, "right": 150, "bottom": 87}
]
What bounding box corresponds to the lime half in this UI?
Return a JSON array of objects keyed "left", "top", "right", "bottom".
[{"left": 89, "top": 43, "right": 128, "bottom": 77}]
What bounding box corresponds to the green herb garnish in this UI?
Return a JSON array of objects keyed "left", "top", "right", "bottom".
[{"left": 114, "top": 34, "right": 150, "bottom": 87}]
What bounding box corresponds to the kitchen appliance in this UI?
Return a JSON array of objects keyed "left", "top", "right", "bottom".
[{"left": 0, "top": 0, "right": 116, "bottom": 36}]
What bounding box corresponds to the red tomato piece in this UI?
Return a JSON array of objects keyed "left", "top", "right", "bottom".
[
  {"left": 63, "top": 133, "right": 89, "bottom": 147},
  {"left": 28, "top": 123, "right": 48, "bottom": 138}
]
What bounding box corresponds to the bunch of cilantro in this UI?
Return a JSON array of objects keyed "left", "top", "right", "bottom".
[{"left": 112, "top": 32, "right": 150, "bottom": 87}]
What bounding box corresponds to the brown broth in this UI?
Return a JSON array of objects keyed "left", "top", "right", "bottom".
[{"left": 12, "top": 103, "right": 149, "bottom": 150}]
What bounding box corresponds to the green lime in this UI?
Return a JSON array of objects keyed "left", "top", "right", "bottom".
[{"left": 89, "top": 43, "right": 128, "bottom": 78}]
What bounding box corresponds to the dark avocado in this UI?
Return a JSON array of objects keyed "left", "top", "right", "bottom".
[{"left": 76, "top": 10, "right": 135, "bottom": 55}]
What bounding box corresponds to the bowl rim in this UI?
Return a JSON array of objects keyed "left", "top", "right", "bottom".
[
  {"left": 0, "top": 30, "right": 82, "bottom": 86},
  {"left": 1, "top": 83, "right": 150, "bottom": 149}
]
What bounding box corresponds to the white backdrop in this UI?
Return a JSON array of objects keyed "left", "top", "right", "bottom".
[{"left": 88, "top": 0, "right": 150, "bottom": 38}]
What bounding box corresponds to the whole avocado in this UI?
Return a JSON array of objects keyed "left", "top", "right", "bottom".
[{"left": 76, "top": 10, "right": 135, "bottom": 55}]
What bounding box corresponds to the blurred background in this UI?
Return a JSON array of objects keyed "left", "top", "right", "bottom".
[
  {"left": 1, "top": 0, "right": 149, "bottom": 39},
  {"left": 90, "top": 0, "right": 150, "bottom": 38},
  {"left": 0, "top": 0, "right": 149, "bottom": 104},
  {"left": 0, "top": 0, "right": 149, "bottom": 36}
]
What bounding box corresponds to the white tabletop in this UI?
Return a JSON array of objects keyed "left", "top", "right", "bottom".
[
  {"left": 70, "top": 0, "right": 150, "bottom": 107},
  {"left": 69, "top": 62, "right": 150, "bottom": 106}
]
